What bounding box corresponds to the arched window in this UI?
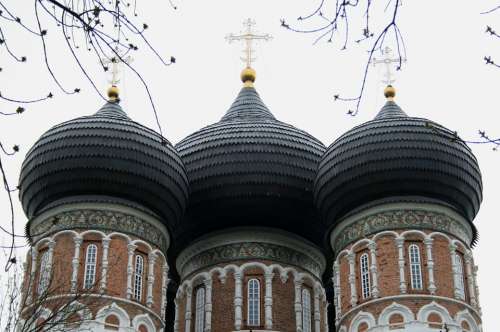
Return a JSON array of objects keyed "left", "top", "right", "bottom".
[
  {"left": 302, "top": 288, "right": 312, "bottom": 332},
  {"left": 133, "top": 255, "right": 144, "bottom": 301},
  {"left": 38, "top": 251, "right": 50, "bottom": 294},
  {"left": 247, "top": 279, "right": 260, "bottom": 326},
  {"left": 104, "top": 314, "right": 120, "bottom": 330},
  {"left": 408, "top": 244, "right": 423, "bottom": 290},
  {"left": 455, "top": 254, "right": 466, "bottom": 300},
  {"left": 83, "top": 244, "right": 97, "bottom": 289},
  {"left": 194, "top": 287, "right": 205, "bottom": 332},
  {"left": 360, "top": 253, "right": 371, "bottom": 299}
]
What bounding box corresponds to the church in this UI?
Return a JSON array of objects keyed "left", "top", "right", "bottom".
[{"left": 16, "top": 21, "right": 483, "bottom": 332}]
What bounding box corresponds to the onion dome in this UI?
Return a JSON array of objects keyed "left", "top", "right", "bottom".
[
  {"left": 314, "top": 86, "right": 482, "bottom": 237},
  {"left": 175, "top": 73, "right": 326, "bottom": 245},
  {"left": 19, "top": 97, "right": 189, "bottom": 228}
]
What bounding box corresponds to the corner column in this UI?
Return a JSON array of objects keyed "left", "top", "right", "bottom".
[
  {"left": 424, "top": 237, "right": 436, "bottom": 294},
  {"left": 395, "top": 237, "right": 407, "bottom": 294},
  {"left": 70, "top": 235, "right": 83, "bottom": 292}
]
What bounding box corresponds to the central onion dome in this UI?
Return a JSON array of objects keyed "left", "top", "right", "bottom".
[
  {"left": 175, "top": 70, "right": 326, "bottom": 246},
  {"left": 19, "top": 96, "right": 189, "bottom": 230},
  {"left": 314, "top": 87, "right": 483, "bottom": 243}
]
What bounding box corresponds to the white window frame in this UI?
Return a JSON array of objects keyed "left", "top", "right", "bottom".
[
  {"left": 195, "top": 287, "right": 206, "bottom": 332},
  {"left": 133, "top": 255, "right": 144, "bottom": 301},
  {"left": 38, "top": 251, "right": 50, "bottom": 294},
  {"left": 247, "top": 278, "right": 260, "bottom": 326},
  {"left": 409, "top": 244, "right": 423, "bottom": 290},
  {"left": 455, "top": 253, "right": 466, "bottom": 300},
  {"left": 83, "top": 244, "right": 98, "bottom": 289},
  {"left": 302, "top": 288, "right": 312, "bottom": 332},
  {"left": 360, "top": 253, "right": 371, "bottom": 299}
]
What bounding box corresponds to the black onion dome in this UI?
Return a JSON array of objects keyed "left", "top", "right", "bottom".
[
  {"left": 19, "top": 102, "right": 189, "bottom": 227},
  {"left": 314, "top": 100, "right": 483, "bottom": 234},
  {"left": 175, "top": 87, "right": 326, "bottom": 244}
]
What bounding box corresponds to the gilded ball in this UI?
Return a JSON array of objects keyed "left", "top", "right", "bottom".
[
  {"left": 241, "top": 67, "right": 256, "bottom": 83},
  {"left": 107, "top": 86, "right": 120, "bottom": 100},
  {"left": 384, "top": 85, "right": 396, "bottom": 99}
]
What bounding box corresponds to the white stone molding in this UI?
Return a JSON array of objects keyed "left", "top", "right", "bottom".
[
  {"left": 338, "top": 325, "right": 347, "bottom": 332},
  {"left": 160, "top": 263, "right": 169, "bottom": 320},
  {"left": 146, "top": 252, "right": 157, "bottom": 308},
  {"left": 132, "top": 313, "right": 156, "bottom": 332},
  {"left": 313, "top": 287, "right": 321, "bottom": 332},
  {"left": 464, "top": 253, "right": 477, "bottom": 307},
  {"left": 71, "top": 235, "right": 83, "bottom": 292},
  {"left": 416, "top": 301, "right": 453, "bottom": 324},
  {"left": 324, "top": 302, "right": 329, "bottom": 332},
  {"left": 45, "top": 239, "right": 56, "bottom": 285},
  {"left": 423, "top": 237, "right": 437, "bottom": 294},
  {"left": 26, "top": 247, "right": 38, "bottom": 304},
  {"left": 174, "top": 298, "right": 180, "bottom": 332},
  {"left": 455, "top": 309, "right": 480, "bottom": 332},
  {"left": 234, "top": 271, "right": 243, "bottom": 331},
  {"left": 264, "top": 271, "right": 274, "bottom": 330},
  {"left": 95, "top": 302, "right": 131, "bottom": 329},
  {"left": 394, "top": 236, "right": 407, "bottom": 294},
  {"left": 293, "top": 278, "right": 303, "bottom": 332},
  {"left": 449, "top": 243, "right": 462, "bottom": 300},
  {"left": 348, "top": 311, "right": 376, "bottom": 332},
  {"left": 126, "top": 243, "right": 138, "bottom": 299},
  {"left": 368, "top": 241, "right": 379, "bottom": 298},
  {"left": 204, "top": 277, "right": 213, "bottom": 332},
  {"left": 473, "top": 265, "right": 482, "bottom": 314},
  {"left": 377, "top": 302, "right": 414, "bottom": 326},
  {"left": 346, "top": 251, "right": 357, "bottom": 307},
  {"left": 100, "top": 236, "right": 111, "bottom": 291},
  {"left": 332, "top": 261, "right": 341, "bottom": 325},
  {"left": 185, "top": 286, "right": 193, "bottom": 332}
]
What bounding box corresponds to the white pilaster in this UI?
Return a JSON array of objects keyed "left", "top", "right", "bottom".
[
  {"left": 395, "top": 237, "right": 407, "bottom": 294},
  {"left": 264, "top": 271, "right": 274, "bottom": 330},
  {"left": 46, "top": 240, "right": 56, "bottom": 275},
  {"left": 204, "top": 277, "right": 213, "bottom": 332},
  {"left": 313, "top": 288, "right": 321, "bottom": 332},
  {"left": 174, "top": 298, "right": 180, "bottom": 332},
  {"left": 26, "top": 247, "right": 38, "bottom": 304},
  {"left": 70, "top": 236, "right": 83, "bottom": 293},
  {"left": 126, "top": 243, "right": 137, "bottom": 299},
  {"left": 161, "top": 263, "right": 170, "bottom": 320},
  {"left": 347, "top": 251, "right": 358, "bottom": 306},
  {"left": 333, "top": 261, "right": 341, "bottom": 325},
  {"left": 234, "top": 271, "right": 243, "bottom": 331},
  {"left": 294, "top": 278, "right": 303, "bottom": 332},
  {"left": 100, "top": 236, "right": 111, "bottom": 291},
  {"left": 464, "top": 253, "right": 477, "bottom": 307},
  {"left": 449, "top": 243, "right": 461, "bottom": 299},
  {"left": 368, "top": 241, "right": 379, "bottom": 298},
  {"left": 423, "top": 237, "right": 436, "bottom": 294},
  {"left": 473, "top": 265, "right": 482, "bottom": 314},
  {"left": 185, "top": 286, "right": 192, "bottom": 332},
  {"left": 146, "top": 252, "right": 157, "bottom": 307},
  {"left": 324, "top": 302, "right": 329, "bottom": 332}
]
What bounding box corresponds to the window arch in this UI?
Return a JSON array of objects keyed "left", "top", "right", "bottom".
[
  {"left": 302, "top": 288, "right": 312, "bottom": 332},
  {"left": 104, "top": 314, "right": 120, "bottom": 330},
  {"left": 360, "top": 253, "right": 371, "bottom": 299},
  {"left": 408, "top": 244, "right": 423, "bottom": 290},
  {"left": 455, "top": 254, "right": 466, "bottom": 300},
  {"left": 194, "top": 287, "right": 205, "bottom": 332},
  {"left": 247, "top": 278, "right": 260, "bottom": 326},
  {"left": 38, "top": 251, "right": 50, "bottom": 294},
  {"left": 133, "top": 255, "right": 144, "bottom": 301},
  {"left": 83, "top": 244, "right": 97, "bottom": 289}
]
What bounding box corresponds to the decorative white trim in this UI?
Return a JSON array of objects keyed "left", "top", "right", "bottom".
[
  {"left": 71, "top": 235, "right": 83, "bottom": 292},
  {"left": 377, "top": 302, "right": 414, "bottom": 325},
  {"left": 294, "top": 279, "right": 303, "bottom": 332},
  {"left": 26, "top": 247, "right": 38, "bottom": 304},
  {"left": 417, "top": 301, "right": 453, "bottom": 324},
  {"left": 347, "top": 251, "right": 357, "bottom": 306},
  {"left": 348, "top": 311, "right": 376, "bottom": 332},
  {"left": 264, "top": 271, "right": 274, "bottom": 329},
  {"left": 368, "top": 242, "right": 379, "bottom": 298},
  {"left": 204, "top": 277, "right": 213, "bottom": 332},
  {"left": 464, "top": 253, "right": 477, "bottom": 307},
  {"left": 147, "top": 252, "right": 157, "bottom": 307},
  {"left": 177, "top": 227, "right": 326, "bottom": 279},
  {"left": 185, "top": 286, "right": 193, "bottom": 332},
  {"left": 160, "top": 264, "right": 170, "bottom": 320},
  {"left": 126, "top": 243, "right": 137, "bottom": 299},
  {"left": 395, "top": 236, "right": 407, "bottom": 294},
  {"left": 174, "top": 298, "right": 180, "bottom": 332},
  {"left": 95, "top": 302, "right": 131, "bottom": 328},
  {"left": 423, "top": 237, "right": 436, "bottom": 294},
  {"left": 234, "top": 271, "right": 243, "bottom": 330},
  {"left": 313, "top": 287, "right": 321, "bottom": 332},
  {"left": 455, "top": 309, "right": 480, "bottom": 332},
  {"left": 132, "top": 313, "right": 156, "bottom": 332},
  {"left": 332, "top": 261, "right": 341, "bottom": 325},
  {"left": 100, "top": 236, "right": 111, "bottom": 291}
]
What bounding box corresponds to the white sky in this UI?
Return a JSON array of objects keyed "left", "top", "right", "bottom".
[{"left": 0, "top": 0, "right": 499, "bottom": 330}]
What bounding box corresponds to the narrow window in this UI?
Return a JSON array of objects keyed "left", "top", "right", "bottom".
[
  {"left": 302, "top": 288, "right": 312, "bottom": 332},
  {"left": 409, "top": 244, "right": 423, "bottom": 290},
  {"left": 195, "top": 287, "right": 205, "bottom": 332},
  {"left": 83, "top": 244, "right": 97, "bottom": 289},
  {"left": 360, "top": 253, "right": 371, "bottom": 299},
  {"left": 455, "top": 253, "right": 466, "bottom": 300},
  {"left": 133, "top": 255, "right": 144, "bottom": 301},
  {"left": 38, "top": 251, "right": 50, "bottom": 294},
  {"left": 247, "top": 279, "right": 260, "bottom": 326}
]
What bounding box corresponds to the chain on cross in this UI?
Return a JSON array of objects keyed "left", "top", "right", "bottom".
[
  {"left": 226, "top": 18, "right": 272, "bottom": 68},
  {"left": 372, "top": 46, "right": 406, "bottom": 86},
  {"left": 103, "top": 47, "right": 134, "bottom": 87}
]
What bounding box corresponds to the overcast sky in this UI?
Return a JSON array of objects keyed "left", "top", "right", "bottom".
[{"left": 0, "top": 0, "right": 498, "bottom": 330}]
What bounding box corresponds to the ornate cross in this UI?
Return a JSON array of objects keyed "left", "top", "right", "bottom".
[
  {"left": 226, "top": 18, "right": 272, "bottom": 68},
  {"left": 372, "top": 46, "right": 406, "bottom": 85},
  {"left": 103, "top": 47, "right": 133, "bottom": 86}
]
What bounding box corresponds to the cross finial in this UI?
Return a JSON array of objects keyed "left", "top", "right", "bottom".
[
  {"left": 102, "top": 47, "right": 133, "bottom": 101},
  {"left": 226, "top": 18, "right": 272, "bottom": 69},
  {"left": 372, "top": 46, "right": 406, "bottom": 86}
]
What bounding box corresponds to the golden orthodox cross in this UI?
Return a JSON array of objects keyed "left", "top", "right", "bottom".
[
  {"left": 372, "top": 46, "right": 406, "bottom": 85},
  {"left": 226, "top": 18, "right": 272, "bottom": 68}
]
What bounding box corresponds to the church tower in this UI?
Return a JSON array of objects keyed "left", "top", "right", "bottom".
[
  {"left": 17, "top": 86, "right": 189, "bottom": 331},
  {"left": 314, "top": 85, "right": 483, "bottom": 332}
]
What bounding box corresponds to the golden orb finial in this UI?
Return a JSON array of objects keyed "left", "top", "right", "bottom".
[
  {"left": 241, "top": 67, "right": 256, "bottom": 87},
  {"left": 384, "top": 85, "right": 396, "bottom": 101},
  {"left": 107, "top": 85, "right": 120, "bottom": 102}
]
